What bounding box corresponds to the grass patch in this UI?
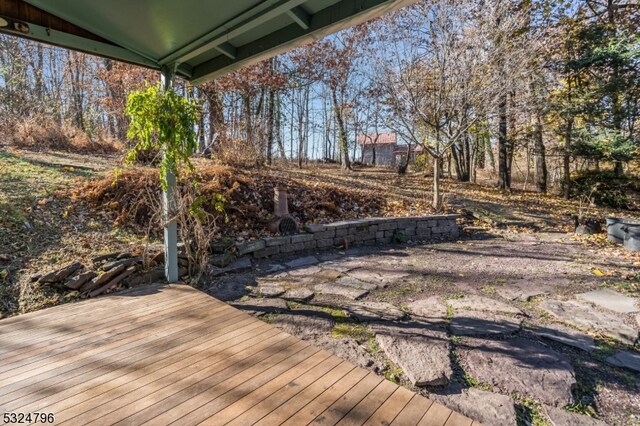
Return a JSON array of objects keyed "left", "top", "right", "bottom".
[
  {"left": 512, "top": 394, "right": 550, "bottom": 426},
  {"left": 601, "top": 280, "right": 640, "bottom": 297},
  {"left": 259, "top": 312, "right": 280, "bottom": 323},
  {"left": 564, "top": 401, "right": 598, "bottom": 417},
  {"left": 446, "top": 305, "right": 454, "bottom": 321},
  {"left": 366, "top": 337, "right": 381, "bottom": 355},
  {"left": 322, "top": 306, "right": 350, "bottom": 322},
  {"left": 444, "top": 292, "right": 465, "bottom": 300},
  {"left": 384, "top": 364, "right": 404, "bottom": 384},
  {"left": 331, "top": 323, "right": 373, "bottom": 341},
  {"left": 0, "top": 151, "right": 95, "bottom": 227},
  {"left": 481, "top": 284, "right": 497, "bottom": 295},
  {"left": 462, "top": 373, "right": 492, "bottom": 391}
]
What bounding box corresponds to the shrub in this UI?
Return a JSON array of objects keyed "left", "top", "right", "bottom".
[
  {"left": 413, "top": 153, "right": 431, "bottom": 172},
  {"left": 570, "top": 170, "right": 632, "bottom": 209},
  {"left": 8, "top": 115, "right": 122, "bottom": 154}
]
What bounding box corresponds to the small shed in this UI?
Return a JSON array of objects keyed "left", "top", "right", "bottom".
[
  {"left": 357, "top": 132, "right": 397, "bottom": 166},
  {"left": 358, "top": 133, "right": 423, "bottom": 167}
]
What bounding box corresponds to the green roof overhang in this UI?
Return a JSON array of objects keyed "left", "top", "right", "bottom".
[{"left": 0, "top": 0, "right": 414, "bottom": 84}]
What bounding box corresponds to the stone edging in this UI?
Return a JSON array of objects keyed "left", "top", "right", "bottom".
[{"left": 237, "top": 214, "right": 461, "bottom": 258}]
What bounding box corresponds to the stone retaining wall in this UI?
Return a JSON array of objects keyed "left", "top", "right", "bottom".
[{"left": 237, "top": 215, "right": 461, "bottom": 259}]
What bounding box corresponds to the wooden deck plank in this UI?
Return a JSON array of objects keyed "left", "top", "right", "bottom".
[
  {"left": 336, "top": 376, "right": 398, "bottom": 426},
  {"left": 0, "top": 296, "right": 227, "bottom": 372},
  {"left": 419, "top": 401, "right": 453, "bottom": 426},
  {"left": 180, "top": 346, "right": 327, "bottom": 425},
  {"left": 281, "top": 368, "right": 370, "bottom": 426},
  {"left": 4, "top": 314, "right": 258, "bottom": 412},
  {"left": 390, "top": 394, "right": 433, "bottom": 426},
  {"left": 89, "top": 335, "right": 298, "bottom": 426},
  {"left": 444, "top": 412, "right": 474, "bottom": 426},
  {"left": 0, "top": 284, "right": 475, "bottom": 426},
  {"left": 311, "top": 372, "right": 384, "bottom": 425},
  {"left": 0, "top": 292, "right": 203, "bottom": 361},
  {"left": 253, "top": 361, "right": 357, "bottom": 426},
  {"left": 54, "top": 332, "right": 292, "bottom": 424},
  {"left": 197, "top": 350, "right": 334, "bottom": 425},
  {"left": 225, "top": 356, "right": 345, "bottom": 426},
  {"left": 363, "top": 386, "right": 414, "bottom": 426},
  {"left": 0, "top": 284, "right": 193, "bottom": 344},
  {"left": 0, "top": 283, "right": 167, "bottom": 330},
  {"left": 142, "top": 340, "right": 313, "bottom": 426},
  {"left": 0, "top": 299, "right": 223, "bottom": 392}
]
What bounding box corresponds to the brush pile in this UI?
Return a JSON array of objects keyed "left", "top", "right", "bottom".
[{"left": 72, "top": 163, "right": 387, "bottom": 238}]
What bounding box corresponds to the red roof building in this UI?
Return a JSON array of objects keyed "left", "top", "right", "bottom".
[{"left": 357, "top": 132, "right": 397, "bottom": 145}]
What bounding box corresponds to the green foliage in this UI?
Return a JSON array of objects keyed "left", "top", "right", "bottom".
[
  {"left": 189, "top": 192, "right": 227, "bottom": 222},
  {"left": 331, "top": 323, "right": 373, "bottom": 341},
  {"left": 513, "top": 394, "right": 550, "bottom": 426},
  {"left": 564, "top": 401, "right": 597, "bottom": 418},
  {"left": 413, "top": 153, "right": 430, "bottom": 172},
  {"left": 125, "top": 84, "right": 199, "bottom": 190},
  {"left": 571, "top": 170, "right": 632, "bottom": 209},
  {"left": 384, "top": 365, "right": 404, "bottom": 384},
  {"left": 572, "top": 130, "right": 637, "bottom": 163}
]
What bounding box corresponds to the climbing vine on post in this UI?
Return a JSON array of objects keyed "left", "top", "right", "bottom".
[{"left": 125, "top": 84, "right": 199, "bottom": 188}]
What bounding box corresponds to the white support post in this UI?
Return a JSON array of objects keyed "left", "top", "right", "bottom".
[{"left": 161, "top": 66, "right": 179, "bottom": 283}]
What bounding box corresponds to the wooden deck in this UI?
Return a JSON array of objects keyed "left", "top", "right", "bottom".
[{"left": 0, "top": 284, "right": 477, "bottom": 426}]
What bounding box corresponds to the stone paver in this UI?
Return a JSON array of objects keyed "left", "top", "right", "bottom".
[
  {"left": 285, "top": 256, "right": 319, "bottom": 269},
  {"left": 208, "top": 274, "right": 255, "bottom": 301},
  {"left": 282, "top": 287, "right": 314, "bottom": 302},
  {"left": 340, "top": 301, "right": 407, "bottom": 322},
  {"left": 408, "top": 297, "right": 448, "bottom": 324},
  {"left": 605, "top": 351, "right": 640, "bottom": 373},
  {"left": 347, "top": 268, "right": 410, "bottom": 288},
  {"left": 460, "top": 337, "right": 576, "bottom": 407},
  {"left": 373, "top": 323, "right": 452, "bottom": 386},
  {"left": 448, "top": 295, "right": 522, "bottom": 315},
  {"left": 433, "top": 387, "right": 517, "bottom": 426},
  {"left": 336, "top": 275, "right": 378, "bottom": 291},
  {"left": 450, "top": 312, "right": 521, "bottom": 336},
  {"left": 577, "top": 288, "right": 640, "bottom": 313},
  {"left": 544, "top": 406, "right": 607, "bottom": 426},
  {"left": 496, "top": 279, "right": 552, "bottom": 301},
  {"left": 539, "top": 299, "right": 638, "bottom": 345},
  {"left": 256, "top": 285, "right": 285, "bottom": 298},
  {"left": 313, "top": 269, "right": 343, "bottom": 281},
  {"left": 227, "top": 256, "right": 252, "bottom": 272},
  {"left": 263, "top": 263, "right": 285, "bottom": 273},
  {"left": 314, "top": 283, "right": 369, "bottom": 300},
  {"left": 270, "top": 312, "right": 334, "bottom": 337},
  {"left": 288, "top": 265, "right": 322, "bottom": 276},
  {"left": 531, "top": 323, "right": 596, "bottom": 352}
]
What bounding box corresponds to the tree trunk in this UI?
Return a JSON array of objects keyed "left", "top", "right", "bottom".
[
  {"left": 497, "top": 94, "right": 510, "bottom": 189},
  {"left": 533, "top": 115, "right": 547, "bottom": 192},
  {"left": 563, "top": 117, "right": 573, "bottom": 200},
  {"left": 433, "top": 155, "right": 441, "bottom": 211},
  {"left": 266, "top": 89, "right": 275, "bottom": 165},
  {"left": 331, "top": 87, "right": 351, "bottom": 170}
]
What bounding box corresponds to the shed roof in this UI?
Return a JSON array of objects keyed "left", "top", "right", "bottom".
[
  {"left": 357, "top": 132, "right": 397, "bottom": 145},
  {"left": 0, "top": 0, "right": 414, "bottom": 84}
]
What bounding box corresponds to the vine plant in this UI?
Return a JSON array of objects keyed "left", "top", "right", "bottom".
[{"left": 125, "top": 83, "right": 199, "bottom": 189}]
